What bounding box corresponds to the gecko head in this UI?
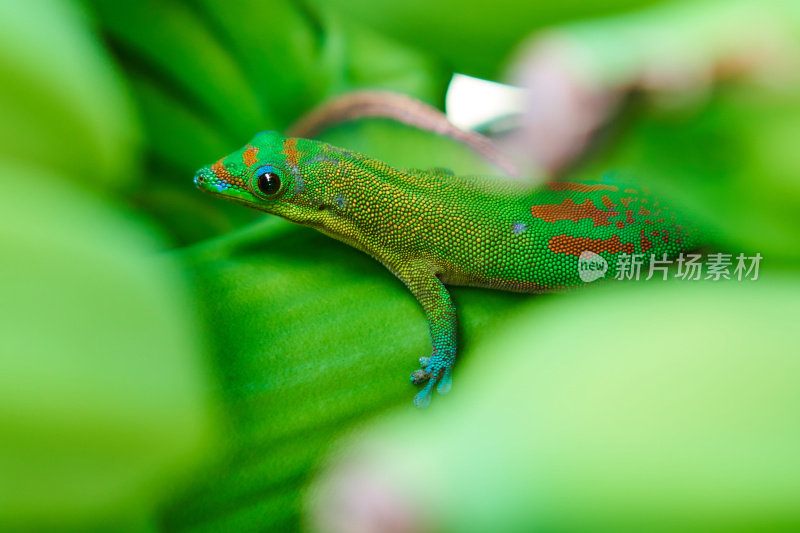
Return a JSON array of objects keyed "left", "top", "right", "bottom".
[{"left": 194, "top": 130, "right": 306, "bottom": 220}]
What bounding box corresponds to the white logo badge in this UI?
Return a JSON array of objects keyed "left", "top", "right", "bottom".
[{"left": 578, "top": 251, "right": 608, "bottom": 283}]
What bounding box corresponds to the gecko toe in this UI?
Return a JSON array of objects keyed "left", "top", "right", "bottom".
[
  {"left": 436, "top": 367, "right": 453, "bottom": 394},
  {"left": 413, "top": 384, "right": 434, "bottom": 408},
  {"left": 411, "top": 365, "right": 452, "bottom": 407},
  {"left": 410, "top": 353, "right": 455, "bottom": 406},
  {"left": 410, "top": 369, "right": 430, "bottom": 385}
]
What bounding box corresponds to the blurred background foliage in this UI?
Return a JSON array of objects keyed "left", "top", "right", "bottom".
[{"left": 1, "top": 0, "right": 798, "bottom": 532}]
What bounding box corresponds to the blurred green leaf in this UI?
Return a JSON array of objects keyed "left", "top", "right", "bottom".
[
  {"left": 0, "top": 0, "right": 137, "bottom": 189},
  {"left": 89, "top": 0, "right": 273, "bottom": 142},
  {"left": 318, "top": 119, "right": 501, "bottom": 175},
  {"left": 0, "top": 161, "right": 215, "bottom": 531},
  {"left": 194, "top": 0, "right": 334, "bottom": 126},
  {"left": 331, "top": 20, "right": 450, "bottom": 104},
  {"left": 306, "top": 278, "right": 800, "bottom": 532},
  {"left": 311, "top": 0, "right": 666, "bottom": 78},
  {"left": 0, "top": 2, "right": 215, "bottom": 529}
]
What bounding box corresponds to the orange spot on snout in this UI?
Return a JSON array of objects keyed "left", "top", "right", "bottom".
[
  {"left": 242, "top": 145, "right": 259, "bottom": 166},
  {"left": 211, "top": 160, "right": 245, "bottom": 187},
  {"left": 211, "top": 161, "right": 232, "bottom": 180}
]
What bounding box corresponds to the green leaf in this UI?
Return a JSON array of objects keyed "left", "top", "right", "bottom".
[
  {"left": 0, "top": 162, "right": 215, "bottom": 531},
  {"left": 0, "top": 0, "right": 137, "bottom": 189},
  {"left": 88, "top": 0, "right": 273, "bottom": 142},
  {"left": 305, "top": 278, "right": 800, "bottom": 532},
  {"left": 310, "top": 0, "right": 666, "bottom": 78},
  {"left": 160, "top": 218, "right": 534, "bottom": 532},
  {"left": 0, "top": 3, "right": 214, "bottom": 529}
]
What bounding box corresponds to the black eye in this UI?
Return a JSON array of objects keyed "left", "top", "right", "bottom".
[{"left": 255, "top": 167, "right": 281, "bottom": 195}]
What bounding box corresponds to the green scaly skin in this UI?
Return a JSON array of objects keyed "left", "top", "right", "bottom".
[{"left": 195, "top": 131, "right": 701, "bottom": 407}]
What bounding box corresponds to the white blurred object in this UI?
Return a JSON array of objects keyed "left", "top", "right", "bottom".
[{"left": 445, "top": 73, "right": 525, "bottom": 131}]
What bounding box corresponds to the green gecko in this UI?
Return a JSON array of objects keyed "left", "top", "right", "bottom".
[{"left": 194, "top": 131, "right": 700, "bottom": 407}]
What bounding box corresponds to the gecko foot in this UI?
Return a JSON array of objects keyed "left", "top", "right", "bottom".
[
  {"left": 410, "top": 357, "right": 454, "bottom": 408},
  {"left": 410, "top": 369, "right": 430, "bottom": 386}
]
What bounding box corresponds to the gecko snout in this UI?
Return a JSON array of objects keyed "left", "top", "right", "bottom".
[
  {"left": 194, "top": 166, "right": 234, "bottom": 195},
  {"left": 193, "top": 168, "right": 208, "bottom": 187}
]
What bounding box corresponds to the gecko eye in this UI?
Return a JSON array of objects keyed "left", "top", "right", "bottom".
[{"left": 254, "top": 165, "right": 282, "bottom": 196}]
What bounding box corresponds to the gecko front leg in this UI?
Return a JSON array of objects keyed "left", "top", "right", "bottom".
[{"left": 390, "top": 260, "right": 457, "bottom": 408}]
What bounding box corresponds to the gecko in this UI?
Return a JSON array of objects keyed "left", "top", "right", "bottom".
[{"left": 194, "top": 130, "right": 701, "bottom": 407}]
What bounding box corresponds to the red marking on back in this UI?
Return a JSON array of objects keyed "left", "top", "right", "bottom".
[
  {"left": 616, "top": 221, "right": 625, "bottom": 229},
  {"left": 639, "top": 207, "right": 651, "bottom": 216},
  {"left": 548, "top": 234, "right": 635, "bottom": 256},
  {"left": 624, "top": 188, "right": 638, "bottom": 194},
  {"left": 601, "top": 195, "right": 617, "bottom": 210},
  {"left": 620, "top": 197, "right": 633, "bottom": 208},
  {"left": 282, "top": 137, "right": 299, "bottom": 168},
  {"left": 626, "top": 210, "right": 636, "bottom": 224},
  {"left": 640, "top": 229, "right": 653, "bottom": 253},
  {"left": 547, "top": 182, "right": 619, "bottom": 192},
  {"left": 531, "top": 198, "right": 618, "bottom": 227},
  {"left": 662, "top": 231, "right": 670, "bottom": 243},
  {"left": 242, "top": 145, "right": 259, "bottom": 166}
]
